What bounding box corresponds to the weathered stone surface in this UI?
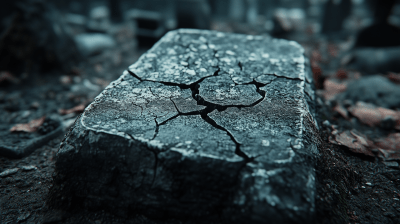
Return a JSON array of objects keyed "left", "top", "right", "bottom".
[{"left": 55, "top": 29, "right": 319, "bottom": 223}]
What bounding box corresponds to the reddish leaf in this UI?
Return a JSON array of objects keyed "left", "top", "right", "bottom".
[
  {"left": 59, "top": 104, "right": 85, "bottom": 115},
  {"left": 311, "top": 50, "right": 322, "bottom": 63},
  {"left": 335, "top": 69, "right": 348, "bottom": 80},
  {"left": 330, "top": 130, "right": 374, "bottom": 156},
  {"left": 10, "top": 116, "right": 46, "bottom": 133},
  {"left": 387, "top": 72, "right": 400, "bottom": 84},
  {"left": 330, "top": 128, "right": 400, "bottom": 161},
  {"left": 348, "top": 102, "right": 400, "bottom": 128},
  {"left": 333, "top": 104, "right": 348, "bottom": 119},
  {"left": 374, "top": 133, "right": 400, "bottom": 160},
  {"left": 0, "top": 71, "right": 19, "bottom": 84},
  {"left": 328, "top": 43, "right": 338, "bottom": 57},
  {"left": 311, "top": 62, "right": 324, "bottom": 89},
  {"left": 322, "top": 79, "right": 347, "bottom": 100}
]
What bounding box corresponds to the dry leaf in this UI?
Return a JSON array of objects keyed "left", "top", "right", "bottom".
[
  {"left": 330, "top": 128, "right": 400, "bottom": 161},
  {"left": 0, "top": 71, "right": 19, "bottom": 84},
  {"left": 322, "top": 79, "right": 347, "bottom": 100},
  {"left": 330, "top": 129, "right": 374, "bottom": 156},
  {"left": 387, "top": 72, "right": 400, "bottom": 84},
  {"left": 10, "top": 116, "right": 46, "bottom": 133},
  {"left": 348, "top": 102, "right": 400, "bottom": 128},
  {"left": 59, "top": 104, "right": 85, "bottom": 115},
  {"left": 333, "top": 104, "right": 348, "bottom": 119},
  {"left": 374, "top": 133, "right": 400, "bottom": 160}
]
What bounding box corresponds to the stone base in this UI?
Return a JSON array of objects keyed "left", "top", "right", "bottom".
[{"left": 55, "top": 29, "right": 319, "bottom": 223}]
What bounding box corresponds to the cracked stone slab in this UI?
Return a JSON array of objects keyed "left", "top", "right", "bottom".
[{"left": 55, "top": 29, "right": 319, "bottom": 223}]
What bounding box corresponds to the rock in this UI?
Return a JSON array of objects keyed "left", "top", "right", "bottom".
[
  {"left": 345, "top": 47, "right": 400, "bottom": 74},
  {"left": 87, "top": 5, "right": 111, "bottom": 32},
  {"left": 340, "top": 75, "right": 400, "bottom": 109},
  {"left": 55, "top": 29, "right": 319, "bottom": 223},
  {"left": 74, "top": 33, "right": 116, "bottom": 56},
  {"left": 0, "top": 168, "right": 19, "bottom": 177},
  {"left": 0, "top": 0, "right": 79, "bottom": 74}
]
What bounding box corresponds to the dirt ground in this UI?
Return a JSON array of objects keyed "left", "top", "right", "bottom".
[{"left": 1, "top": 21, "right": 400, "bottom": 224}]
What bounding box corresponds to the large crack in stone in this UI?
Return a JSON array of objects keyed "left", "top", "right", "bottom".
[{"left": 56, "top": 29, "right": 318, "bottom": 223}]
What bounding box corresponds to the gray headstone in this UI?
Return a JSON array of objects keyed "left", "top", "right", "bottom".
[{"left": 55, "top": 29, "right": 319, "bottom": 223}]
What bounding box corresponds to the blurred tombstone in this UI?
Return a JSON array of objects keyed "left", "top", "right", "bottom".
[
  {"left": 354, "top": 0, "right": 400, "bottom": 47},
  {"left": 208, "top": 0, "right": 230, "bottom": 19},
  {"left": 246, "top": 0, "right": 258, "bottom": 25},
  {"left": 321, "top": 0, "right": 352, "bottom": 35},
  {"left": 125, "top": 9, "right": 167, "bottom": 47},
  {"left": 69, "top": 1, "right": 88, "bottom": 15},
  {"left": 0, "top": 0, "right": 79, "bottom": 75},
  {"left": 109, "top": 0, "right": 122, "bottom": 23},
  {"left": 259, "top": 0, "right": 276, "bottom": 18},
  {"left": 271, "top": 8, "right": 306, "bottom": 37},
  {"left": 74, "top": 33, "right": 116, "bottom": 57},
  {"left": 87, "top": 5, "right": 111, "bottom": 32},
  {"left": 344, "top": 47, "right": 400, "bottom": 73},
  {"left": 176, "top": 0, "right": 211, "bottom": 29},
  {"left": 348, "top": 0, "right": 400, "bottom": 73},
  {"left": 229, "top": 0, "right": 245, "bottom": 22},
  {"left": 388, "top": 3, "right": 400, "bottom": 26},
  {"left": 64, "top": 13, "right": 87, "bottom": 35}
]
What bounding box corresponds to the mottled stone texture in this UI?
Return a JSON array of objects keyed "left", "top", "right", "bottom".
[{"left": 55, "top": 29, "right": 319, "bottom": 223}]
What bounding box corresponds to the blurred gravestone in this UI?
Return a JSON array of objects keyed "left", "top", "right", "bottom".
[
  {"left": 54, "top": 29, "right": 319, "bottom": 223},
  {"left": 321, "top": 0, "right": 352, "bottom": 35},
  {"left": 176, "top": 0, "right": 210, "bottom": 29},
  {"left": 87, "top": 5, "right": 111, "bottom": 32},
  {"left": 354, "top": 0, "right": 400, "bottom": 47},
  {"left": 0, "top": 0, "right": 79, "bottom": 75}
]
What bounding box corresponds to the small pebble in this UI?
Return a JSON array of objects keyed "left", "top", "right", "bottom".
[
  {"left": 322, "top": 120, "right": 331, "bottom": 127},
  {"left": 21, "top": 165, "right": 37, "bottom": 171},
  {"left": 0, "top": 168, "right": 19, "bottom": 177}
]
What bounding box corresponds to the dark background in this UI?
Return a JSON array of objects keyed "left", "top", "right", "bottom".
[{"left": 1, "top": 0, "right": 400, "bottom": 224}]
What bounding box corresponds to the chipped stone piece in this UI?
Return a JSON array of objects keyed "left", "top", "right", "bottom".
[
  {"left": 0, "top": 168, "right": 19, "bottom": 177},
  {"left": 55, "top": 29, "right": 318, "bottom": 223}
]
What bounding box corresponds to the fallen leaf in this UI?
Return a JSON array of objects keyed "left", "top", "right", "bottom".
[
  {"left": 60, "top": 75, "right": 72, "bottom": 85},
  {"left": 59, "top": 104, "right": 85, "bottom": 115},
  {"left": 328, "top": 43, "right": 338, "bottom": 57},
  {"left": 333, "top": 104, "right": 348, "bottom": 119},
  {"left": 311, "top": 61, "right": 324, "bottom": 89},
  {"left": 322, "top": 79, "right": 347, "bottom": 100},
  {"left": 0, "top": 71, "right": 19, "bottom": 84},
  {"left": 374, "top": 133, "right": 400, "bottom": 160},
  {"left": 94, "top": 78, "right": 110, "bottom": 88},
  {"left": 348, "top": 102, "right": 400, "bottom": 129},
  {"left": 10, "top": 116, "right": 45, "bottom": 133},
  {"left": 0, "top": 168, "right": 19, "bottom": 177},
  {"left": 330, "top": 129, "right": 374, "bottom": 156},
  {"left": 330, "top": 128, "right": 400, "bottom": 161},
  {"left": 335, "top": 69, "right": 348, "bottom": 80},
  {"left": 387, "top": 72, "right": 400, "bottom": 84}
]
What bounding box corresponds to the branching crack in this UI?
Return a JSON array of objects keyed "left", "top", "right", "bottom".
[
  {"left": 128, "top": 68, "right": 265, "bottom": 162},
  {"left": 126, "top": 133, "right": 159, "bottom": 188},
  {"left": 271, "top": 74, "right": 303, "bottom": 81},
  {"left": 127, "top": 52, "right": 273, "bottom": 162},
  {"left": 151, "top": 118, "right": 159, "bottom": 140},
  {"left": 201, "top": 112, "right": 251, "bottom": 162}
]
